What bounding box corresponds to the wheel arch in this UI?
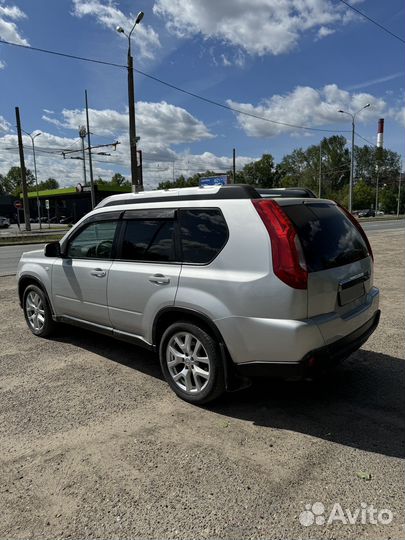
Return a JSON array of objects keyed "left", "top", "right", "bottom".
[
  {"left": 152, "top": 307, "right": 225, "bottom": 350},
  {"left": 18, "top": 275, "right": 55, "bottom": 316}
]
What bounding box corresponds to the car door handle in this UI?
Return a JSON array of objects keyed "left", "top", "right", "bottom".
[
  {"left": 149, "top": 274, "right": 170, "bottom": 285},
  {"left": 90, "top": 268, "right": 106, "bottom": 278}
]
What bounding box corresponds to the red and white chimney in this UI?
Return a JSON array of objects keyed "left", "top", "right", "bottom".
[{"left": 377, "top": 118, "right": 384, "bottom": 148}]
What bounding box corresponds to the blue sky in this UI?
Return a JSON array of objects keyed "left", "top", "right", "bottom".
[{"left": 0, "top": 0, "right": 404, "bottom": 188}]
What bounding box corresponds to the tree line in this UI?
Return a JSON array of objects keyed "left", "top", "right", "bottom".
[{"left": 158, "top": 136, "right": 403, "bottom": 213}]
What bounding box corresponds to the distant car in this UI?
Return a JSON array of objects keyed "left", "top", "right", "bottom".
[
  {"left": 358, "top": 209, "right": 375, "bottom": 218},
  {"left": 376, "top": 210, "right": 384, "bottom": 216},
  {"left": 59, "top": 216, "right": 73, "bottom": 224},
  {"left": 0, "top": 216, "right": 10, "bottom": 228}
]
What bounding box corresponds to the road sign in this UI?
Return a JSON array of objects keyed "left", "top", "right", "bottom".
[
  {"left": 45, "top": 199, "right": 50, "bottom": 210},
  {"left": 199, "top": 175, "right": 228, "bottom": 187},
  {"left": 14, "top": 200, "right": 22, "bottom": 209}
]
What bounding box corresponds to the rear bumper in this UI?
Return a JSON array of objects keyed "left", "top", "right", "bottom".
[{"left": 235, "top": 309, "right": 381, "bottom": 379}]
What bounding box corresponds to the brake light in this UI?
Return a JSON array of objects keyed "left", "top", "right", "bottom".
[
  {"left": 336, "top": 203, "right": 374, "bottom": 261},
  {"left": 252, "top": 199, "right": 308, "bottom": 289}
]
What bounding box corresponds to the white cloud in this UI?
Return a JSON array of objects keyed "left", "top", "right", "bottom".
[
  {"left": 0, "top": 59, "right": 5, "bottom": 69},
  {"left": 43, "top": 108, "right": 55, "bottom": 114},
  {"left": 0, "top": 128, "right": 254, "bottom": 190},
  {"left": 316, "top": 26, "right": 335, "bottom": 39},
  {"left": 227, "top": 84, "right": 388, "bottom": 137},
  {"left": 394, "top": 106, "right": 405, "bottom": 128},
  {"left": 0, "top": 2, "right": 28, "bottom": 45},
  {"left": 42, "top": 102, "right": 214, "bottom": 144},
  {"left": 71, "top": 0, "right": 160, "bottom": 59},
  {"left": 0, "top": 114, "right": 10, "bottom": 132},
  {"left": 153, "top": 0, "right": 359, "bottom": 58}
]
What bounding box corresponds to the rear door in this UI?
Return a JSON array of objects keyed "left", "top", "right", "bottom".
[
  {"left": 107, "top": 208, "right": 181, "bottom": 342},
  {"left": 279, "top": 200, "right": 372, "bottom": 319}
]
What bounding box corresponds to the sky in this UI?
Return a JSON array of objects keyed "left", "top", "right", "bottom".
[{"left": 0, "top": 0, "right": 404, "bottom": 189}]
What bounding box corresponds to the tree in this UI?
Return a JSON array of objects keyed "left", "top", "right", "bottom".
[
  {"left": 29, "top": 178, "right": 59, "bottom": 191},
  {"left": 278, "top": 136, "right": 350, "bottom": 198},
  {"left": 111, "top": 173, "right": 130, "bottom": 187},
  {"left": 1, "top": 166, "right": 35, "bottom": 196},
  {"left": 379, "top": 186, "right": 398, "bottom": 213},
  {"left": 236, "top": 154, "right": 278, "bottom": 187},
  {"left": 354, "top": 146, "right": 400, "bottom": 187},
  {"left": 157, "top": 171, "right": 218, "bottom": 190},
  {"left": 352, "top": 179, "right": 374, "bottom": 210}
]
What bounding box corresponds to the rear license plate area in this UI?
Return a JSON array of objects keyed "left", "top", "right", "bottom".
[{"left": 338, "top": 281, "right": 365, "bottom": 306}]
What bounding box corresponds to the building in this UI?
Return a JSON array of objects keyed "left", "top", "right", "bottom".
[{"left": 14, "top": 184, "right": 131, "bottom": 223}]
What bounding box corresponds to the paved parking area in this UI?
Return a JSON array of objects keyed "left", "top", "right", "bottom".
[{"left": 0, "top": 230, "right": 404, "bottom": 539}]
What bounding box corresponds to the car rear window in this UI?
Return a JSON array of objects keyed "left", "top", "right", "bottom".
[{"left": 281, "top": 202, "right": 369, "bottom": 272}]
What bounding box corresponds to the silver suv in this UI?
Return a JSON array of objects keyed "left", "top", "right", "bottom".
[{"left": 17, "top": 185, "right": 380, "bottom": 404}]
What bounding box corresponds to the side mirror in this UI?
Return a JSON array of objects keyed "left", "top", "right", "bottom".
[{"left": 44, "top": 241, "right": 61, "bottom": 257}]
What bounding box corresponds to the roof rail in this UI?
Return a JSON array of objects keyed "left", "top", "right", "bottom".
[{"left": 98, "top": 184, "right": 261, "bottom": 208}]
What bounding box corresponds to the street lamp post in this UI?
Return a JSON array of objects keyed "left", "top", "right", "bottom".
[
  {"left": 117, "top": 11, "right": 144, "bottom": 193},
  {"left": 338, "top": 104, "right": 370, "bottom": 213},
  {"left": 23, "top": 130, "right": 42, "bottom": 229}
]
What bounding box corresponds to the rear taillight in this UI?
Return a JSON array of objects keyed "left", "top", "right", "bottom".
[
  {"left": 252, "top": 199, "right": 308, "bottom": 289},
  {"left": 336, "top": 203, "right": 374, "bottom": 261}
]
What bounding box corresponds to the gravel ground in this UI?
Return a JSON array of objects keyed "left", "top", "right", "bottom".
[{"left": 0, "top": 230, "right": 404, "bottom": 540}]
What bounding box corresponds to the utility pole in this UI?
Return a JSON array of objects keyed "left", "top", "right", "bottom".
[
  {"left": 15, "top": 107, "right": 31, "bottom": 231},
  {"left": 397, "top": 163, "right": 402, "bottom": 218},
  {"left": 85, "top": 90, "right": 96, "bottom": 209},
  {"left": 22, "top": 130, "right": 42, "bottom": 229},
  {"left": 338, "top": 104, "right": 370, "bottom": 213},
  {"left": 375, "top": 165, "right": 380, "bottom": 212},
  {"left": 117, "top": 13, "right": 144, "bottom": 193},
  {"left": 79, "top": 126, "right": 87, "bottom": 187},
  {"left": 232, "top": 148, "right": 236, "bottom": 184},
  {"left": 318, "top": 139, "right": 322, "bottom": 197}
]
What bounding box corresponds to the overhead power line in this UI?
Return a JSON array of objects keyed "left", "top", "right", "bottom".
[
  {"left": 355, "top": 131, "right": 377, "bottom": 147},
  {"left": 0, "top": 38, "right": 349, "bottom": 134},
  {"left": 337, "top": 0, "right": 405, "bottom": 44}
]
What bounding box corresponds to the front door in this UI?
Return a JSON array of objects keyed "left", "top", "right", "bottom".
[{"left": 52, "top": 219, "right": 119, "bottom": 328}]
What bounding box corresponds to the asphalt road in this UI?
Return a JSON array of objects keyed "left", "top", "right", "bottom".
[
  {"left": 0, "top": 243, "right": 45, "bottom": 276},
  {"left": 361, "top": 218, "right": 405, "bottom": 232},
  {"left": 0, "top": 230, "right": 403, "bottom": 539}
]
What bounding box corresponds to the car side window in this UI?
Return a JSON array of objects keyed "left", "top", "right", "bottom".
[
  {"left": 179, "top": 209, "right": 228, "bottom": 264},
  {"left": 67, "top": 221, "right": 118, "bottom": 259},
  {"left": 120, "top": 219, "right": 176, "bottom": 262}
]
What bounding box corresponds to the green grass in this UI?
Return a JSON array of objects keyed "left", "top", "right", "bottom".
[{"left": 0, "top": 234, "right": 64, "bottom": 246}]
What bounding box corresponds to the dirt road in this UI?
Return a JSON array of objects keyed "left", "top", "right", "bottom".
[{"left": 0, "top": 230, "right": 404, "bottom": 539}]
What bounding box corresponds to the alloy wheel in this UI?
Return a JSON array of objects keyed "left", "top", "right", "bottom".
[
  {"left": 166, "top": 331, "right": 211, "bottom": 394},
  {"left": 25, "top": 291, "right": 46, "bottom": 332}
]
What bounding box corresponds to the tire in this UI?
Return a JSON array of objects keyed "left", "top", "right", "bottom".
[
  {"left": 159, "top": 322, "right": 225, "bottom": 404},
  {"left": 23, "top": 284, "right": 55, "bottom": 338}
]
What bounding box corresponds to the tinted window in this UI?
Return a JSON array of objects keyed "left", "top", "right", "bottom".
[
  {"left": 121, "top": 220, "right": 175, "bottom": 262},
  {"left": 282, "top": 202, "right": 369, "bottom": 272},
  {"left": 67, "top": 221, "right": 118, "bottom": 259},
  {"left": 179, "top": 209, "right": 228, "bottom": 264}
]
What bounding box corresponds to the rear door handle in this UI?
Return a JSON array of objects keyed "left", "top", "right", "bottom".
[
  {"left": 90, "top": 268, "right": 106, "bottom": 278},
  {"left": 149, "top": 273, "right": 170, "bottom": 285}
]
